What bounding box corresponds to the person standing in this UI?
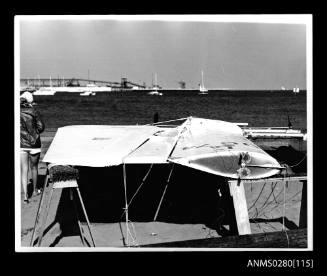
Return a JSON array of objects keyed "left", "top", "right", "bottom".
[
  {"left": 153, "top": 112, "right": 159, "bottom": 123},
  {"left": 20, "top": 92, "right": 45, "bottom": 203}
]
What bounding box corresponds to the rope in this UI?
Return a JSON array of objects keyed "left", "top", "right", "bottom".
[
  {"left": 251, "top": 180, "right": 290, "bottom": 247},
  {"left": 262, "top": 214, "right": 279, "bottom": 231},
  {"left": 288, "top": 154, "right": 307, "bottom": 168},
  {"left": 254, "top": 181, "right": 299, "bottom": 219},
  {"left": 119, "top": 164, "right": 154, "bottom": 220},
  {"left": 119, "top": 132, "right": 154, "bottom": 246},
  {"left": 248, "top": 181, "right": 267, "bottom": 211},
  {"left": 251, "top": 217, "right": 266, "bottom": 234},
  {"left": 121, "top": 164, "right": 140, "bottom": 247},
  {"left": 258, "top": 178, "right": 303, "bottom": 217},
  {"left": 166, "top": 117, "right": 192, "bottom": 160},
  {"left": 253, "top": 182, "right": 279, "bottom": 218},
  {"left": 248, "top": 179, "right": 298, "bottom": 247},
  {"left": 260, "top": 192, "right": 300, "bottom": 217},
  {"left": 126, "top": 220, "right": 139, "bottom": 247}
]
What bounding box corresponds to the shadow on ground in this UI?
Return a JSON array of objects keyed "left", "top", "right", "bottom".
[{"left": 53, "top": 164, "right": 239, "bottom": 239}]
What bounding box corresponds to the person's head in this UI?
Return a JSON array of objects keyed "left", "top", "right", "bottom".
[
  {"left": 20, "top": 91, "right": 34, "bottom": 103},
  {"left": 20, "top": 92, "right": 34, "bottom": 106}
]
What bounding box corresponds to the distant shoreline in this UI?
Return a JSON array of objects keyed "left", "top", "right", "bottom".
[{"left": 28, "top": 89, "right": 307, "bottom": 93}]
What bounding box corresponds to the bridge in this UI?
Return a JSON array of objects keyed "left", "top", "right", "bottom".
[{"left": 20, "top": 77, "right": 147, "bottom": 89}]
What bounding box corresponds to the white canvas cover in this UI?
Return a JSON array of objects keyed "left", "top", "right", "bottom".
[{"left": 43, "top": 125, "right": 161, "bottom": 167}]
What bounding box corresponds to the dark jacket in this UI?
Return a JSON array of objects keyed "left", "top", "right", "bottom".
[{"left": 20, "top": 103, "right": 45, "bottom": 148}]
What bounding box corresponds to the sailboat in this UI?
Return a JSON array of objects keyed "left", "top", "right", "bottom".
[
  {"left": 33, "top": 76, "right": 57, "bottom": 95},
  {"left": 148, "top": 73, "right": 163, "bottom": 96},
  {"left": 293, "top": 86, "right": 300, "bottom": 94},
  {"left": 80, "top": 90, "right": 96, "bottom": 96},
  {"left": 198, "top": 70, "right": 208, "bottom": 95}
]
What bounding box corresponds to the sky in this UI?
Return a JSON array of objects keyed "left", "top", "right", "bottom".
[{"left": 18, "top": 16, "right": 308, "bottom": 89}]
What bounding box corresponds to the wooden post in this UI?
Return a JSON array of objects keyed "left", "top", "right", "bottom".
[
  {"left": 299, "top": 180, "right": 307, "bottom": 228},
  {"left": 228, "top": 179, "right": 251, "bottom": 235}
]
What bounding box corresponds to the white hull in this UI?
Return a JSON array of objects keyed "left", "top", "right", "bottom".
[
  {"left": 33, "top": 88, "right": 57, "bottom": 95},
  {"left": 35, "top": 86, "right": 112, "bottom": 94},
  {"left": 148, "top": 74, "right": 163, "bottom": 96},
  {"left": 198, "top": 88, "right": 208, "bottom": 95},
  {"left": 293, "top": 87, "right": 300, "bottom": 93},
  {"left": 148, "top": 90, "right": 163, "bottom": 96},
  {"left": 58, "top": 86, "right": 112, "bottom": 93},
  {"left": 199, "top": 70, "right": 208, "bottom": 95},
  {"left": 80, "top": 91, "right": 96, "bottom": 96}
]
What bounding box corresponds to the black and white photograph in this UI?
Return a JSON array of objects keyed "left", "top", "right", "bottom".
[{"left": 15, "top": 14, "right": 312, "bottom": 252}]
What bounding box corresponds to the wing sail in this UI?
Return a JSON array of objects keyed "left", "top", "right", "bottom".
[
  {"left": 168, "top": 118, "right": 281, "bottom": 179},
  {"left": 43, "top": 118, "right": 282, "bottom": 179}
]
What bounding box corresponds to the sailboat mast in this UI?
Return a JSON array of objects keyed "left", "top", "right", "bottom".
[{"left": 201, "top": 70, "right": 204, "bottom": 87}]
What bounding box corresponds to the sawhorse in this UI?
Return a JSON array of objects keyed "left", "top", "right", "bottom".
[
  {"left": 30, "top": 167, "right": 96, "bottom": 247},
  {"left": 228, "top": 176, "right": 308, "bottom": 236}
]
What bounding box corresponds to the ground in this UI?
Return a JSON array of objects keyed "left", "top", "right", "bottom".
[{"left": 20, "top": 160, "right": 304, "bottom": 249}]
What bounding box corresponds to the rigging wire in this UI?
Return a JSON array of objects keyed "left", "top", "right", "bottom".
[
  {"left": 144, "top": 117, "right": 189, "bottom": 126},
  {"left": 153, "top": 163, "right": 175, "bottom": 221},
  {"left": 122, "top": 163, "right": 129, "bottom": 246},
  {"left": 283, "top": 180, "right": 290, "bottom": 248}
]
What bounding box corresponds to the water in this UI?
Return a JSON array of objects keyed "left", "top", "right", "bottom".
[{"left": 34, "top": 90, "right": 307, "bottom": 130}]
